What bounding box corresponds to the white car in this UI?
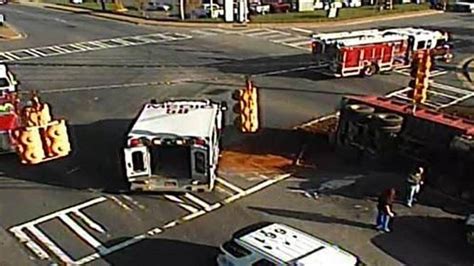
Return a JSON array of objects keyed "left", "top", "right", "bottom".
[
  {"left": 454, "top": 0, "right": 474, "bottom": 12},
  {"left": 217, "top": 222, "right": 362, "bottom": 266},
  {"left": 0, "top": 64, "right": 18, "bottom": 94}
]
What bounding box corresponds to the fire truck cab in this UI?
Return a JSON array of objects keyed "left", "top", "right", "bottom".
[
  {"left": 311, "top": 27, "right": 452, "bottom": 77},
  {"left": 123, "top": 99, "right": 227, "bottom": 192}
]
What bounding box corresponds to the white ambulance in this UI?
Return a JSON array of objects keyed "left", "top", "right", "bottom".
[{"left": 123, "top": 98, "right": 227, "bottom": 192}]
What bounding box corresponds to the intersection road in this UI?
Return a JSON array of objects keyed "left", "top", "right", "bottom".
[{"left": 1, "top": 4, "right": 474, "bottom": 265}]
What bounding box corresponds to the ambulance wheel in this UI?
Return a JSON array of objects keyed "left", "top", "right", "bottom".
[{"left": 362, "top": 64, "right": 377, "bottom": 77}]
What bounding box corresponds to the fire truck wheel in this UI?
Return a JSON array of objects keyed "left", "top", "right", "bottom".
[
  {"left": 362, "top": 64, "right": 377, "bottom": 77},
  {"left": 373, "top": 113, "right": 403, "bottom": 127}
]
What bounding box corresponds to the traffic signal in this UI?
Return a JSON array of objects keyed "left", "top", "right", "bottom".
[
  {"left": 22, "top": 103, "right": 52, "bottom": 127},
  {"left": 12, "top": 127, "right": 46, "bottom": 165},
  {"left": 408, "top": 50, "right": 431, "bottom": 104},
  {"left": 232, "top": 79, "right": 259, "bottom": 133},
  {"left": 43, "top": 119, "right": 72, "bottom": 158}
]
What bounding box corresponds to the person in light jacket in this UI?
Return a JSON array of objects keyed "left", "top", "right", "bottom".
[{"left": 406, "top": 166, "right": 424, "bottom": 207}]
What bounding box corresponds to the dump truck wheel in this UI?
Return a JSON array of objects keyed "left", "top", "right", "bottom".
[
  {"left": 379, "top": 125, "right": 402, "bottom": 133},
  {"left": 345, "top": 104, "right": 375, "bottom": 115},
  {"left": 373, "top": 113, "right": 404, "bottom": 127}
]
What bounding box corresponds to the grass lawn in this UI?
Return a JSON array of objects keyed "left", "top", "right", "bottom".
[{"left": 250, "top": 3, "right": 431, "bottom": 23}]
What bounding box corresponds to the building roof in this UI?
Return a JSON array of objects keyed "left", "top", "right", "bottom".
[
  {"left": 128, "top": 100, "right": 219, "bottom": 140},
  {"left": 237, "top": 223, "right": 357, "bottom": 265}
]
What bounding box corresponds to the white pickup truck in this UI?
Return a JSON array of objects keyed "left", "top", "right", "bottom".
[{"left": 249, "top": 3, "right": 270, "bottom": 14}]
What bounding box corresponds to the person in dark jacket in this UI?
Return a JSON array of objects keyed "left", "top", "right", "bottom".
[{"left": 376, "top": 188, "right": 396, "bottom": 233}]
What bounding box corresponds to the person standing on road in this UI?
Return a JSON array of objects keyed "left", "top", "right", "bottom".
[
  {"left": 376, "top": 188, "right": 396, "bottom": 233},
  {"left": 406, "top": 166, "right": 424, "bottom": 207}
]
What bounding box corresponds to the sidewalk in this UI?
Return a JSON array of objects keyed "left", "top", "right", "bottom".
[
  {"left": 15, "top": 0, "right": 442, "bottom": 29},
  {"left": 0, "top": 227, "right": 36, "bottom": 266}
]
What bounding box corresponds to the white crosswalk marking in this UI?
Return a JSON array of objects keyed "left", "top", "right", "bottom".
[
  {"left": 216, "top": 177, "right": 245, "bottom": 194},
  {"left": 9, "top": 197, "right": 108, "bottom": 264},
  {"left": 59, "top": 214, "right": 108, "bottom": 254},
  {"left": 183, "top": 193, "right": 219, "bottom": 211},
  {"left": 0, "top": 32, "right": 193, "bottom": 64},
  {"left": 386, "top": 82, "right": 474, "bottom": 109},
  {"left": 164, "top": 194, "right": 200, "bottom": 213}
]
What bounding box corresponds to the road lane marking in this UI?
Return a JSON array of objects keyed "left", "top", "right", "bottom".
[
  {"left": 291, "top": 27, "right": 313, "bottom": 34},
  {"left": 121, "top": 195, "right": 146, "bottom": 210},
  {"left": 184, "top": 193, "right": 220, "bottom": 211},
  {"left": 73, "top": 210, "right": 106, "bottom": 234},
  {"left": 270, "top": 36, "right": 308, "bottom": 43},
  {"left": 216, "top": 177, "right": 245, "bottom": 194},
  {"left": 164, "top": 195, "right": 200, "bottom": 213},
  {"left": 107, "top": 195, "right": 133, "bottom": 211},
  {"left": 9, "top": 227, "right": 51, "bottom": 261},
  {"left": 75, "top": 173, "right": 291, "bottom": 264},
  {"left": 0, "top": 33, "right": 193, "bottom": 64},
  {"left": 59, "top": 214, "right": 108, "bottom": 254},
  {"left": 215, "top": 184, "right": 235, "bottom": 196},
  {"left": 27, "top": 226, "right": 75, "bottom": 264}
]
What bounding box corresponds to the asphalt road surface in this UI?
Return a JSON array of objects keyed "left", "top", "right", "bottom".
[{"left": 0, "top": 4, "right": 473, "bottom": 265}]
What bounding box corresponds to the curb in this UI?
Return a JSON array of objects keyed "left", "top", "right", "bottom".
[
  {"left": 18, "top": 1, "right": 442, "bottom": 29},
  {"left": 0, "top": 23, "right": 26, "bottom": 41},
  {"left": 456, "top": 56, "right": 474, "bottom": 90}
]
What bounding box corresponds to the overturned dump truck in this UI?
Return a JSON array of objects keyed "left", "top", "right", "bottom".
[{"left": 334, "top": 95, "right": 474, "bottom": 201}]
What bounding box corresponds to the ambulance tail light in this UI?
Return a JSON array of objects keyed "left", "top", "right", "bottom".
[
  {"left": 194, "top": 138, "right": 206, "bottom": 146},
  {"left": 129, "top": 138, "right": 141, "bottom": 147}
]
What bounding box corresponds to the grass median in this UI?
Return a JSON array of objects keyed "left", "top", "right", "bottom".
[
  {"left": 41, "top": 0, "right": 430, "bottom": 23},
  {"left": 250, "top": 3, "right": 431, "bottom": 23}
]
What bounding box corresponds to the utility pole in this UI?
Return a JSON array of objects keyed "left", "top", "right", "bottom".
[{"left": 180, "top": 0, "right": 185, "bottom": 20}]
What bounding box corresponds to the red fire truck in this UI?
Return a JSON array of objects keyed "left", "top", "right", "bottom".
[{"left": 311, "top": 27, "right": 453, "bottom": 78}]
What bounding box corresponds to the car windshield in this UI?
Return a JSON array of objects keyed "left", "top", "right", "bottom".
[{"left": 0, "top": 78, "right": 9, "bottom": 87}]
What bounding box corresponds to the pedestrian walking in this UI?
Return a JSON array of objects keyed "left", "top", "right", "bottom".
[
  {"left": 406, "top": 166, "right": 424, "bottom": 207},
  {"left": 376, "top": 188, "right": 396, "bottom": 233}
]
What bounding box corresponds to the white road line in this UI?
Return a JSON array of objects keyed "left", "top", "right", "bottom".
[
  {"left": 215, "top": 185, "right": 234, "bottom": 196},
  {"left": 107, "top": 195, "right": 133, "bottom": 211},
  {"left": 291, "top": 27, "right": 313, "bottom": 34},
  {"left": 244, "top": 174, "right": 291, "bottom": 195},
  {"left": 11, "top": 197, "right": 107, "bottom": 228},
  {"left": 68, "top": 44, "right": 89, "bottom": 51},
  {"left": 191, "top": 30, "right": 218, "bottom": 36},
  {"left": 286, "top": 40, "right": 311, "bottom": 47},
  {"left": 121, "top": 195, "right": 146, "bottom": 210},
  {"left": 255, "top": 65, "right": 325, "bottom": 77},
  {"left": 427, "top": 90, "right": 459, "bottom": 99},
  {"left": 73, "top": 210, "right": 106, "bottom": 234},
  {"left": 239, "top": 28, "right": 267, "bottom": 34},
  {"left": 184, "top": 193, "right": 219, "bottom": 211},
  {"left": 4, "top": 52, "right": 20, "bottom": 60},
  {"left": 73, "top": 43, "right": 95, "bottom": 51},
  {"left": 216, "top": 177, "right": 245, "bottom": 194},
  {"left": 164, "top": 195, "right": 200, "bottom": 213},
  {"left": 51, "top": 46, "right": 70, "bottom": 54},
  {"left": 9, "top": 227, "right": 51, "bottom": 260},
  {"left": 430, "top": 81, "right": 472, "bottom": 95},
  {"left": 75, "top": 173, "right": 291, "bottom": 264},
  {"left": 59, "top": 214, "right": 108, "bottom": 254},
  {"left": 271, "top": 36, "right": 308, "bottom": 43},
  {"left": 27, "top": 225, "right": 75, "bottom": 264},
  {"left": 247, "top": 30, "right": 287, "bottom": 37},
  {"left": 75, "top": 234, "right": 147, "bottom": 265},
  {"left": 440, "top": 92, "right": 474, "bottom": 108},
  {"left": 28, "top": 49, "right": 47, "bottom": 57}
]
